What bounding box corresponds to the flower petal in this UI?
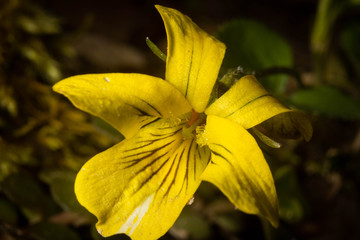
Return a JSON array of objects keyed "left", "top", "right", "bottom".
[
  {"left": 206, "top": 75, "right": 312, "bottom": 141},
  {"left": 205, "top": 75, "right": 290, "bottom": 129},
  {"left": 75, "top": 117, "right": 210, "bottom": 239},
  {"left": 200, "top": 115, "right": 279, "bottom": 227},
  {"left": 53, "top": 73, "right": 191, "bottom": 139},
  {"left": 156, "top": 5, "right": 226, "bottom": 113}
]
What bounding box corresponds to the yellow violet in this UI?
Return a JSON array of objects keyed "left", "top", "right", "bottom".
[{"left": 53, "top": 5, "right": 312, "bottom": 240}]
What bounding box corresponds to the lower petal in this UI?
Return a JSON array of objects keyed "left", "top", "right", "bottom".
[
  {"left": 200, "top": 115, "right": 279, "bottom": 227},
  {"left": 75, "top": 117, "right": 210, "bottom": 240}
]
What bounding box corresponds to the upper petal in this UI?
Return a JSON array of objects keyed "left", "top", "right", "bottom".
[
  {"left": 156, "top": 5, "right": 226, "bottom": 113},
  {"left": 205, "top": 75, "right": 312, "bottom": 140},
  {"left": 53, "top": 73, "right": 191, "bottom": 139},
  {"left": 200, "top": 115, "right": 279, "bottom": 227},
  {"left": 75, "top": 117, "right": 210, "bottom": 239}
]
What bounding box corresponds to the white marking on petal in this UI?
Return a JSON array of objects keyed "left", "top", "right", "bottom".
[
  {"left": 187, "top": 196, "right": 195, "bottom": 205},
  {"left": 117, "top": 194, "right": 154, "bottom": 235},
  {"left": 104, "top": 77, "right": 110, "bottom": 82}
]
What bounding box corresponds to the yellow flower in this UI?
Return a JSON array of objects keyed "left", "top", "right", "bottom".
[{"left": 53, "top": 5, "right": 312, "bottom": 240}]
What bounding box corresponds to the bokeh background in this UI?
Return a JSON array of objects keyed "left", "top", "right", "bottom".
[{"left": 1, "top": 0, "right": 360, "bottom": 239}]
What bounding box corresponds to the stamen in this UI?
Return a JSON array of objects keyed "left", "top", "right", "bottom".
[
  {"left": 183, "top": 110, "right": 206, "bottom": 140},
  {"left": 195, "top": 125, "right": 207, "bottom": 147},
  {"left": 188, "top": 109, "right": 199, "bottom": 126}
]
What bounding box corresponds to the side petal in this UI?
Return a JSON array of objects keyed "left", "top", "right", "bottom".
[
  {"left": 156, "top": 5, "right": 226, "bottom": 113},
  {"left": 53, "top": 73, "right": 191, "bottom": 139},
  {"left": 205, "top": 75, "right": 290, "bottom": 129},
  {"left": 205, "top": 75, "right": 312, "bottom": 140},
  {"left": 200, "top": 115, "right": 279, "bottom": 227},
  {"left": 75, "top": 117, "right": 210, "bottom": 239}
]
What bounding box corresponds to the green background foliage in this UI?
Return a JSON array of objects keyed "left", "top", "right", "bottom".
[{"left": 1, "top": 0, "right": 360, "bottom": 239}]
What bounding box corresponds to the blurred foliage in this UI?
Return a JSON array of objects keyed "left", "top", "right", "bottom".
[
  {"left": 0, "top": 0, "right": 360, "bottom": 239},
  {"left": 292, "top": 86, "right": 360, "bottom": 119},
  {"left": 0, "top": 0, "right": 116, "bottom": 239},
  {"left": 217, "top": 19, "right": 293, "bottom": 94},
  {"left": 311, "top": 0, "right": 360, "bottom": 84},
  {"left": 340, "top": 20, "right": 360, "bottom": 77}
]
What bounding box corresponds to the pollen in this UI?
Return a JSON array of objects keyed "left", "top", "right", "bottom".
[{"left": 195, "top": 125, "right": 207, "bottom": 147}]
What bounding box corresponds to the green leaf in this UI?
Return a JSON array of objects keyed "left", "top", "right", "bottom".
[
  {"left": 29, "top": 222, "right": 80, "bottom": 240},
  {"left": 274, "top": 166, "right": 305, "bottom": 223},
  {"left": 213, "top": 211, "right": 245, "bottom": 234},
  {"left": 40, "top": 169, "right": 90, "bottom": 215},
  {"left": 91, "top": 226, "right": 131, "bottom": 240},
  {"left": 291, "top": 86, "right": 360, "bottom": 119},
  {"left": 0, "top": 198, "right": 18, "bottom": 224},
  {"left": 2, "top": 173, "right": 60, "bottom": 222},
  {"left": 3, "top": 174, "right": 46, "bottom": 207},
  {"left": 172, "top": 207, "right": 211, "bottom": 239},
  {"left": 217, "top": 19, "right": 293, "bottom": 93}
]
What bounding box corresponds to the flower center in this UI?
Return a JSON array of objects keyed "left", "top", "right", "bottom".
[{"left": 182, "top": 109, "right": 206, "bottom": 140}]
